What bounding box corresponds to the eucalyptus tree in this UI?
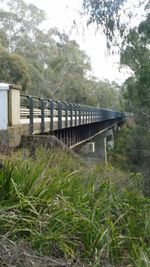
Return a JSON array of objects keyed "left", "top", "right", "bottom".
[
  {"left": 0, "top": 0, "right": 93, "bottom": 100},
  {"left": 0, "top": 0, "right": 98, "bottom": 103},
  {"left": 0, "top": 0, "right": 46, "bottom": 51},
  {"left": 0, "top": 0, "right": 46, "bottom": 89},
  {"left": 115, "top": 14, "right": 150, "bottom": 196},
  {"left": 82, "top": 0, "right": 150, "bottom": 48},
  {"left": 0, "top": 47, "right": 30, "bottom": 89},
  {"left": 82, "top": 0, "right": 150, "bottom": 195},
  {"left": 121, "top": 14, "right": 150, "bottom": 126},
  {"left": 0, "top": 0, "right": 127, "bottom": 107}
]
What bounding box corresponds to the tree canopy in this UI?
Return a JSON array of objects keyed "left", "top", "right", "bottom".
[
  {"left": 121, "top": 14, "right": 150, "bottom": 127},
  {"left": 0, "top": 0, "right": 121, "bottom": 109},
  {"left": 82, "top": 0, "right": 150, "bottom": 47},
  {"left": 113, "top": 12, "right": 150, "bottom": 196},
  {"left": 0, "top": 47, "right": 30, "bottom": 89}
]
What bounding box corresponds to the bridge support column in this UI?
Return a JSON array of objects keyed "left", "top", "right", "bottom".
[
  {"left": 88, "top": 142, "right": 95, "bottom": 153},
  {"left": 106, "top": 129, "right": 114, "bottom": 150},
  {"left": 94, "top": 135, "right": 107, "bottom": 163},
  {"left": 0, "top": 83, "right": 21, "bottom": 148},
  {"left": 94, "top": 129, "right": 115, "bottom": 163}
]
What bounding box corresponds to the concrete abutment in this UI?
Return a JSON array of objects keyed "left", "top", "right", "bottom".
[{"left": 0, "top": 83, "right": 22, "bottom": 148}]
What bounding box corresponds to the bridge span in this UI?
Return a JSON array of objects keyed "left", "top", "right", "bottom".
[{"left": 0, "top": 83, "right": 125, "bottom": 148}]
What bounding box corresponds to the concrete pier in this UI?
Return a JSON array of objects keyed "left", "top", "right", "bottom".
[{"left": 76, "top": 128, "right": 116, "bottom": 163}]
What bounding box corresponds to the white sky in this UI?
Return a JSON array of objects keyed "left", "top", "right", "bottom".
[{"left": 24, "top": 0, "right": 135, "bottom": 84}]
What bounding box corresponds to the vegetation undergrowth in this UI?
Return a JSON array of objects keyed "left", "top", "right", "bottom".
[{"left": 0, "top": 148, "right": 150, "bottom": 267}]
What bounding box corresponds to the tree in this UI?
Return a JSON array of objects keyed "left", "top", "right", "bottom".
[
  {"left": 45, "top": 39, "right": 92, "bottom": 103},
  {"left": 0, "top": 0, "right": 46, "bottom": 51},
  {"left": 0, "top": 0, "right": 123, "bottom": 108},
  {"left": 0, "top": 48, "right": 30, "bottom": 89},
  {"left": 115, "top": 14, "right": 150, "bottom": 196},
  {"left": 82, "top": 0, "right": 150, "bottom": 47},
  {"left": 0, "top": 1, "right": 93, "bottom": 100},
  {"left": 92, "top": 79, "right": 121, "bottom": 109},
  {"left": 0, "top": 29, "right": 8, "bottom": 48},
  {"left": 83, "top": 0, "right": 126, "bottom": 47},
  {"left": 0, "top": 0, "right": 46, "bottom": 92},
  {"left": 121, "top": 14, "right": 150, "bottom": 127}
]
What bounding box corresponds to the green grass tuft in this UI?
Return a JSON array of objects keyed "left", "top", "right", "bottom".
[{"left": 0, "top": 148, "right": 150, "bottom": 266}]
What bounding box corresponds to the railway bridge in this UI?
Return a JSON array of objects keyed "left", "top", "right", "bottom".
[{"left": 0, "top": 83, "right": 126, "bottom": 150}]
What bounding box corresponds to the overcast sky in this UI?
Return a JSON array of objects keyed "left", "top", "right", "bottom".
[{"left": 24, "top": 0, "right": 135, "bottom": 84}]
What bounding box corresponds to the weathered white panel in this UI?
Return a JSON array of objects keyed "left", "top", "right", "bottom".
[
  {"left": 0, "top": 84, "right": 9, "bottom": 129},
  {"left": 0, "top": 83, "right": 9, "bottom": 91}
]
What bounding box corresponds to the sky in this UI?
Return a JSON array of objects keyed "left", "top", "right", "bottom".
[{"left": 24, "top": 0, "right": 134, "bottom": 84}]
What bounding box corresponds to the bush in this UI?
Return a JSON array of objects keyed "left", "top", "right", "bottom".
[{"left": 111, "top": 126, "right": 150, "bottom": 197}]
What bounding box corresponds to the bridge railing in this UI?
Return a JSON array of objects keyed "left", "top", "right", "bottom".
[
  {"left": 0, "top": 83, "right": 123, "bottom": 147},
  {"left": 20, "top": 94, "right": 122, "bottom": 135},
  {"left": 20, "top": 95, "right": 98, "bottom": 134}
]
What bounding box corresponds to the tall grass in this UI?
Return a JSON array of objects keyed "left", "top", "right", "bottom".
[{"left": 0, "top": 148, "right": 150, "bottom": 266}]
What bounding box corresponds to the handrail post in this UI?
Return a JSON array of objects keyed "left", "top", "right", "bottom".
[
  {"left": 91, "top": 107, "right": 93, "bottom": 123},
  {"left": 65, "top": 102, "right": 68, "bottom": 128},
  {"left": 86, "top": 106, "right": 88, "bottom": 124},
  {"left": 94, "top": 108, "right": 96, "bottom": 122},
  {"left": 74, "top": 104, "right": 77, "bottom": 126},
  {"left": 40, "top": 98, "right": 45, "bottom": 133},
  {"left": 50, "top": 100, "right": 54, "bottom": 132},
  {"left": 58, "top": 101, "right": 62, "bottom": 129},
  {"left": 79, "top": 105, "right": 81, "bottom": 125},
  {"left": 83, "top": 106, "right": 85, "bottom": 124},
  {"left": 28, "top": 96, "right": 34, "bottom": 135},
  {"left": 87, "top": 107, "right": 89, "bottom": 123},
  {"left": 70, "top": 103, "right": 73, "bottom": 128},
  {"left": 99, "top": 109, "right": 101, "bottom": 121},
  {"left": 92, "top": 108, "right": 94, "bottom": 122}
]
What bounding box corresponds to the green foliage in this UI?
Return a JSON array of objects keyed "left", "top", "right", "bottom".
[
  {"left": 0, "top": 0, "right": 121, "bottom": 108},
  {"left": 0, "top": 28, "right": 8, "bottom": 48},
  {"left": 112, "top": 126, "right": 150, "bottom": 197},
  {"left": 83, "top": 0, "right": 126, "bottom": 47},
  {"left": 0, "top": 48, "right": 30, "bottom": 89},
  {"left": 42, "top": 38, "right": 92, "bottom": 103},
  {"left": 121, "top": 14, "right": 150, "bottom": 118},
  {"left": 82, "top": 0, "right": 149, "bottom": 48},
  {"left": 0, "top": 149, "right": 150, "bottom": 266},
  {"left": 119, "top": 14, "right": 150, "bottom": 197},
  {"left": 90, "top": 79, "right": 122, "bottom": 109},
  {"left": 0, "top": 0, "right": 46, "bottom": 50}
]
